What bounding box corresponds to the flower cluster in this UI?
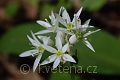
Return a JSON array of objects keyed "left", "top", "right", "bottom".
[{"left": 19, "top": 7, "right": 100, "bottom": 72}]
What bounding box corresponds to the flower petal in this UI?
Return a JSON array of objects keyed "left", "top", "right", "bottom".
[
  {"left": 53, "top": 57, "right": 61, "bottom": 69},
  {"left": 37, "top": 20, "right": 52, "bottom": 28},
  {"left": 27, "top": 35, "right": 39, "bottom": 47},
  {"left": 83, "top": 38, "right": 95, "bottom": 52},
  {"left": 62, "top": 7, "right": 71, "bottom": 23},
  {"left": 83, "top": 29, "right": 101, "bottom": 37},
  {"left": 42, "top": 45, "right": 57, "bottom": 53},
  {"left": 75, "top": 7, "right": 83, "bottom": 18},
  {"left": 40, "top": 54, "right": 56, "bottom": 65},
  {"left": 33, "top": 53, "right": 43, "bottom": 72},
  {"left": 63, "top": 54, "right": 76, "bottom": 63},
  {"left": 19, "top": 50, "right": 37, "bottom": 57},
  {"left": 69, "top": 34, "right": 77, "bottom": 44},
  {"left": 72, "top": 7, "right": 83, "bottom": 23},
  {"left": 55, "top": 31, "right": 62, "bottom": 50},
  {"left": 31, "top": 31, "right": 40, "bottom": 44},
  {"left": 81, "top": 19, "right": 91, "bottom": 32},
  {"left": 57, "top": 27, "right": 74, "bottom": 35},
  {"left": 62, "top": 43, "right": 69, "bottom": 53},
  {"left": 55, "top": 13, "right": 67, "bottom": 27},
  {"left": 49, "top": 11, "right": 56, "bottom": 25},
  {"left": 35, "top": 29, "right": 52, "bottom": 35}
]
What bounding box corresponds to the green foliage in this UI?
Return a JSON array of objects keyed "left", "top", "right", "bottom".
[
  {"left": 81, "top": 0, "right": 107, "bottom": 11},
  {"left": 40, "top": 0, "right": 72, "bottom": 19},
  {"left": 5, "top": 2, "right": 20, "bottom": 17},
  {"left": 74, "top": 31, "right": 120, "bottom": 74},
  {"left": 0, "top": 23, "right": 42, "bottom": 54},
  {"left": 50, "top": 71, "right": 81, "bottom": 80},
  {"left": 26, "top": 0, "right": 39, "bottom": 5}
]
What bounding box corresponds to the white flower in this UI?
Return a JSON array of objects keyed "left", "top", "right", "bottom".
[
  {"left": 55, "top": 7, "right": 83, "bottom": 31},
  {"left": 40, "top": 31, "right": 76, "bottom": 69},
  {"left": 36, "top": 11, "right": 73, "bottom": 35},
  {"left": 69, "top": 19, "right": 101, "bottom": 52},
  {"left": 19, "top": 31, "right": 50, "bottom": 71}
]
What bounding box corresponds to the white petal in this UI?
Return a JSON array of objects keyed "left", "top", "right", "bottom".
[
  {"left": 72, "top": 7, "right": 83, "bottom": 23},
  {"left": 49, "top": 11, "right": 56, "bottom": 24},
  {"left": 62, "top": 7, "right": 71, "bottom": 23},
  {"left": 19, "top": 50, "right": 37, "bottom": 57},
  {"left": 33, "top": 53, "right": 43, "bottom": 72},
  {"left": 37, "top": 36, "right": 49, "bottom": 45},
  {"left": 31, "top": 31, "right": 40, "bottom": 44},
  {"left": 37, "top": 20, "right": 52, "bottom": 28},
  {"left": 83, "top": 29, "right": 101, "bottom": 37},
  {"left": 53, "top": 57, "right": 61, "bottom": 69},
  {"left": 57, "top": 27, "right": 74, "bottom": 35},
  {"left": 62, "top": 43, "right": 69, "bottom": 53},
  {"left": 69, "top": 35, "right": 77, "bottom": 44},
  {"left": 40, "top": 54, "right": 56, "bottom": 65},
  {"left": 27, "top": 35, "right": 39, "bottom": 47},
  {"left": 55, "top": 13, "right": 67, "bottom": 27},
  {"left": 75, "top": 7, "right": 83, "bottom": 18},
  {"left": 83, "top": 38, "right": 95, "bottom": 52},
  {"left": 42, "top": 45, "right": 57, "bottom": 53},
  {"left": 55, "top": 31, "right": 62, "bottom": 50},
  {"left": 81, "top": 19, "right": 91, "bottom": 32},
  {"left": 59, "top": 6, "right": 64, "bottom": 15},
  {"left": 35, "top": 29, "right": 52, "bottom": 35},
  {"left": 63, "top": 54, "right": 76, "bottom": 63}
]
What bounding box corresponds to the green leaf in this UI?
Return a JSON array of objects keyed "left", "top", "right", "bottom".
[
  {"left": 50, "top": 71, "right": 81, "bottom": 80},
  {"left": 81, "top": 0, "right": 107, "bottom": 11},
  {"left": 0, "top": 23, "right": 42, "bottom": 54},
  {"left": 5, "top": 2, "right": 20, "bottom": 17},
  {"left": 74, "top": 31, "right": 120, "bottom": 74}
]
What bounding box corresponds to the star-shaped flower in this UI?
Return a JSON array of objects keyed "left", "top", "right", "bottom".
[
  {"left": 40, "top": 31, "right": 76, "bottom": 69},
  {"left": 19, "top": 32, "right": 51, "bottom": 71},
  {"left": 55, "top": 7, "right": 83, "bottom": 32},
  {"left": 35, "top": 11, "right": 73, "bottom": 35},
  {"left": 69, "top": 19, "right": 101, "bottom": 52}
]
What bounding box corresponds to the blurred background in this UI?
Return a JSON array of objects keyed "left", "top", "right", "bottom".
[{"left": 0, "top": 0, "right": 120, "bottom": 80}]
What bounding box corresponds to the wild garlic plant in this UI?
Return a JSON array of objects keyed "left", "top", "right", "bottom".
[{"left": 19, "top": 7, "right": 100, "bottom": 71}]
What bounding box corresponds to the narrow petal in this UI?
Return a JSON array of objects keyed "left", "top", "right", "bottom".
[
  {"left": 31, "top": 31, "right": 40, "bottom": 44},
  {"left": 35, "top": 29, "right": 52, "bottom": 35},
  {"left": 33, "top": 53, "right": 43, "bottom": 72},
  {"left": 62, "top": 7, "right": 71, "bottom": 23},
  {"left": 63, "top": 54, "right": 76, "bottom": 63},
  {"left": 57, "top": 27, "right": 74, "bottom": 35},
  {"left": 83, "top": 29, "right": 101, "bottom": 37},
  {"left": 37, "top": 20, "right": 52, "bottom": 28},
  {"left": 27, "top": 35, "right": 39, "bottom": 47},
  {"left": 55, "top": 13, "right": 67, "bottom": 27},
  {"left": 62, "top": 43, "right": 69, "bottom": 53},
  {"left": 75, "top": 7, "right": 83, "bottom": 18},
  {"left": 59, "top": 6, "right": 64, "bottom": 15},
  {"left": 49, "top": 11, "right": 56, "bottom": 24},
  {"left": 69, "top": 35, "right": 77, "bottom": 44},
  {"left": 53, "top": 57, "right": 61, "bottom": 69},
  {"left": 72, "top": 7, "right": 83, "bottom": 23},
  {"left": 19, "top": 50, "right": 37, "bottom": 57},
  {"left": 81, "top": 19, "right": 91, "bottom": 32},
  {"left": 40, "top": 54, "right": 56, "bottom": 65},
  {"left": 83, "top": 38, "right": 95, "bottom": 52},
  {"left": 42, "top": 45, "right": 57, "bottom": 53},
  {"left": 38, "top": 36, "right": 53, "bottom": 46},
  {"left": 55, "top": 31, "right": 62, "bottom": 50}
]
